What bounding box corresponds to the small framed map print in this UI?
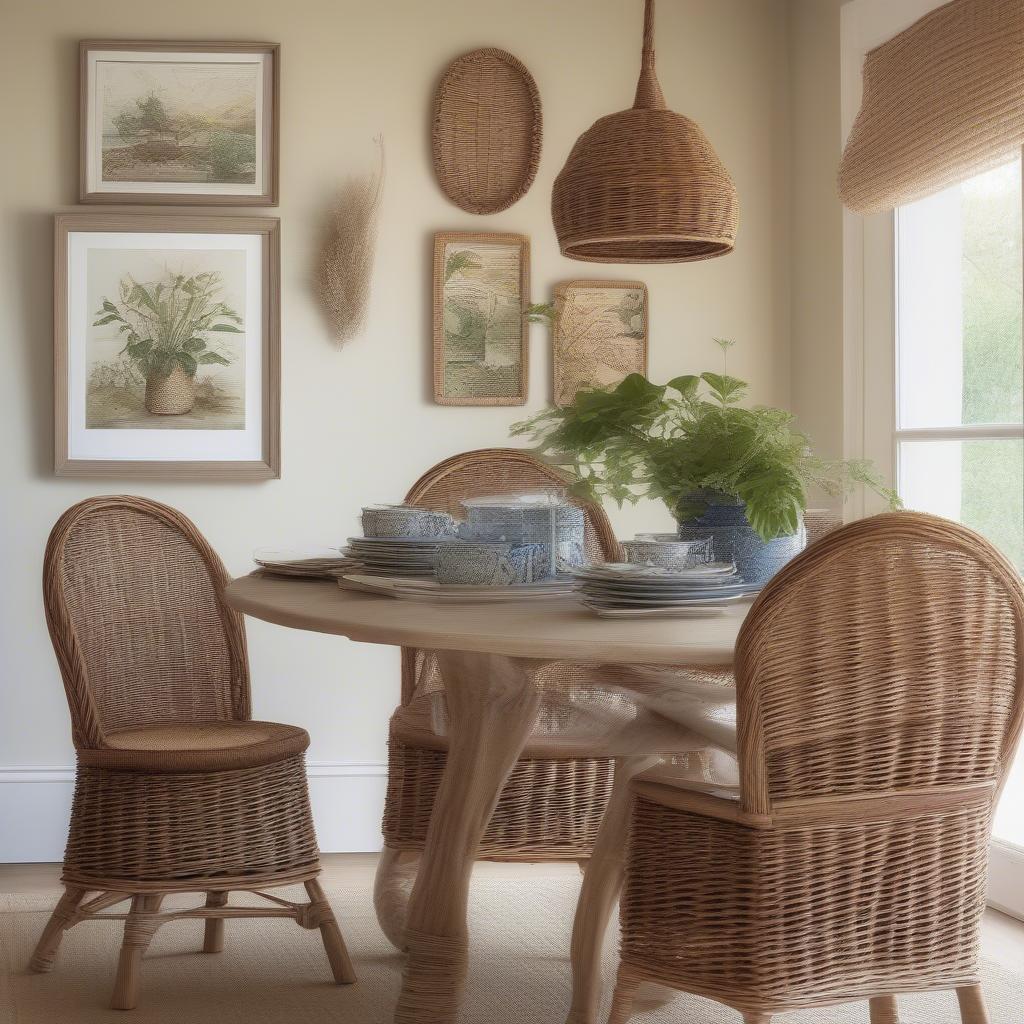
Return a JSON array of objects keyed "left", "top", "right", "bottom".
[
  {"left": 433, "top": 231, "right": 530, "bottom": 406},
  {"left": 552, "top": 280, "right": 648, "bottom": 407},
  {"left": 54, "top": 214, "right": 280, "bottom": 479},
  {"left": 80, "top": 41, "right": 279, "bottom": 205}
]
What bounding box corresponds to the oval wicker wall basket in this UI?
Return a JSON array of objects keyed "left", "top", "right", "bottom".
[{"left": 433, "top": 47, "right": 543, "bottom": 215}]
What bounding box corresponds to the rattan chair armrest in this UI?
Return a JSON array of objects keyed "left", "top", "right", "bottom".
[
  {"left": 630, "top": 780, "right": 772, "bottom": 828},
  {"left": 632, "top": 778, "right": 998, "bottom": 832},
  {"left": 771, "top": 781, "right": 998, "bottom": 826}
]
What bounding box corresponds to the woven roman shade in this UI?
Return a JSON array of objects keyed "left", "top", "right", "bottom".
[{"left": 839, "top": 0, "right": 1024, "bottom": 214}]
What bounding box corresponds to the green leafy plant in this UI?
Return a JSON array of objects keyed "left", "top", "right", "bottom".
[
  {"left": 93, "top": 270, "right": 242, "bottom": 382},
  {"left": 512, "top": 345, "right": 900, "bottom": 541}
]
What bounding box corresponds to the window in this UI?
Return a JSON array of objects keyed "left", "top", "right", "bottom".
[
  {"left": 892, "top": 158, "right": 1024, "bottom": 865},
  {"left": 894, "top": 158, "right": 1024, "bottom": 572},
  {"left": 844, "top": 0, "right": 1024, "bottom": 923}
]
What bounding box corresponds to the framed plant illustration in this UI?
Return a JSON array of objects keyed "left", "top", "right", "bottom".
[
  {"left": 80, "top": 41, "right": 279, "bottom": 205},
  {"left": 433, "top": 231, "right": 530, "bottom": 405},
  {"left": 54, "top": 214, "right": 280, "bottom": 478},
  {"left": 552, "top": 280, "right": 648, "bottom": 406}
]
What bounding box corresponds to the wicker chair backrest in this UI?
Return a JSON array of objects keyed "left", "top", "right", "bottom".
[
  {"left": 736, "top": 511, "right": 1024, "bottom": 816},
  {"left": 400, "top": 448, "right": 621, "bottom": 706},
  {"left": 43, "top": 496, "right": 250, "bottom": 749}
]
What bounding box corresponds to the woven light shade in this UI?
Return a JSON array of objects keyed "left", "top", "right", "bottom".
[
  {"left": 552, "top": 0, "right": 738, "bottom": 264},
  {"left": 839, "top": 0, "right": 1024, "bottom": 215}
]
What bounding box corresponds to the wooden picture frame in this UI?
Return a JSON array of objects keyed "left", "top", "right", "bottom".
[
  {"left": 54, "top": 213, "right": 280, "bottom": 479},
  {"left": 433, "top": 231, "right": 530, "bottom": 406},
  {"left": 80, "top": 40, "right": 279, "bottom": 206},
  {"left": 552, "top": 279, "right": 648, "bottom": 407}
]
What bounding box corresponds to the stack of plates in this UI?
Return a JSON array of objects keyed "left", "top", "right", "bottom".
[
  {"left": 341, "top": 537, "right": 441, "bottom": 577},
  {"left": 339, "top": 573, "right": 577, "bottom": 603},
  {"left": 573, "top": 562, "right": 761, "bottom": 618},
  {"left": 254, "top": 547, "right": 360, "bottom": 579}
]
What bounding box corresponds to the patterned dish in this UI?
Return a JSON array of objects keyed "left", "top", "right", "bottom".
[{"left": 361, "top": 504, "right": 458, "bottom": 539}]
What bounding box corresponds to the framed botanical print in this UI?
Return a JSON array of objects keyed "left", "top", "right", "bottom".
[
  {"left": 80, "top": 41, "right": 279, "bottom": 205},
  {"left": 54, "top": 214, "right": 280, "bottom": 479},
  {"left": 552, "top": 280, "right": 648, "bottom": 406},
  {"left": 433, "top": 231, "right": 530, "bottom": 406}
]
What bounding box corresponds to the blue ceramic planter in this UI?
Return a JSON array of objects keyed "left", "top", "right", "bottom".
[{"left": 675, "top": 491, "right": 805, "bottom": 585}]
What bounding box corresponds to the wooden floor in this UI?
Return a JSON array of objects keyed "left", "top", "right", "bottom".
[{"left": 3, "top": 854, "right": 1022, "bottom": 971}]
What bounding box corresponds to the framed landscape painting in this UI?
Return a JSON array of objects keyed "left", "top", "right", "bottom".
[
  {"left": 433, "top": 231, "right": 530, "bottom": 406},
  {"left": 54, "top": 214, "right": 280, "bottom": 478},
  {"left": 80, "top": 41, "right": 279, "bottom": 205},
  {"left": 552, "top": 280, "right": 648, "bottom": 406}
]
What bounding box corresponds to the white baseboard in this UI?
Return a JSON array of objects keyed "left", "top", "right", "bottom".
[
  {"left": 0, "top": 762, "right": 387, "bottom": 863},
  {"left": 988, "top": 839, "right": 1024, "bottom": 922}
]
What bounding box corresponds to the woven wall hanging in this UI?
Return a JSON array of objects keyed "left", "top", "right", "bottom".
[
  {"left": 839, "top": 0, "right": 1024, "bottom": 215},
  {"left": 552, "top": 0, "right": 738, "bottom": 264},
  {"left": 433, "top": 48, "right": 543, "bottom": 215}
]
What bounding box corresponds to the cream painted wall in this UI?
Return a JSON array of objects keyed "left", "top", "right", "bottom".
[
  {"left": 789, "top": 0, "right": 847, "bottom": 481},
  {"left": 0, "top": 0, "right": 795, "bottom": 857}
]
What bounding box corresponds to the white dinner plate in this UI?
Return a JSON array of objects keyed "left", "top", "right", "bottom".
[
  {"left": 578, "top": 592, "right": 749, "bottom": 608},
  {"left": 340, "top": 574, "right": 575, "bottom": 603},
  {"left": 581, "top": 602, "right": 731, "bottom": 619}
]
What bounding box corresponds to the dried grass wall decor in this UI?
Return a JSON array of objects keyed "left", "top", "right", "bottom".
[
  {"left": 552, "top": 0, "right": 738, "bottom": 263},
  {"left": 552, "top": 280, "right": 648, "bottom": 406},
  {"left": 433, "top": 48, "right": 542, "bottom": 214},
  {"left": 315, "top": 138, "right": 384, "bottom": 345}
]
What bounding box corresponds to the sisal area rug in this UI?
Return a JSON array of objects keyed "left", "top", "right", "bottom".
[{"left": 1, "top": 869, "right": 1020, "bottom": 1023}]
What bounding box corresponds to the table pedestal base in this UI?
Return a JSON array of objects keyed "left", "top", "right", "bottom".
[{"left": 393, "top": 651, "right": 541, "bottom": 1024}]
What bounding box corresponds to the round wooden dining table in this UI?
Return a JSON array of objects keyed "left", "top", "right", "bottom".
[{"left": 225, "top": 574, "right": 748, "bottom": 1024}]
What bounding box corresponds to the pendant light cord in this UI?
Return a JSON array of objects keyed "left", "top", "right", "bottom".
[{"left": 634, "top": 0, "right": 666, "bottom": 110}]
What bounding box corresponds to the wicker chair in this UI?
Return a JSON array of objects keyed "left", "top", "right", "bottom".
[
  {"left": 32, "top": 495, "right": 355, "bottom": 1009},
  {"left": 608, "top": 511, "right": 1024, "bottom": 1024},
  {"left": 374, "top": 448, "right": 623, "bottom": 945}
]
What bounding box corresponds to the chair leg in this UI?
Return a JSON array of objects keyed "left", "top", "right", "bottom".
[
  {"left": 111, "top": 894, "right": 162, "bottom": 1011},
  {"left": 607, "top": 970, "right": 640, "bottom": 1024},
  {"left": 203, "top": 891, "right": 228, "bottom": 953},
  {"left": 28, "top": 886, "right": 86, "bottom": 973},
  {"left": 870, "top": 995, "right": 900, "bottom": 1023},
  {"left": 957, "top": 985, "right": 990, "bottom": 1024},
  {"left": 304, "top": 878, "right": 356, "bottom": 985}
]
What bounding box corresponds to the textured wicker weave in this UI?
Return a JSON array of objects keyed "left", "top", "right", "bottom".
[
  {"left": 552, "top": 0, "right": 737, "bottom": 263},
  {"left": 384, "top": 705, "right": 614, "bottom": 860},
  {"left": 379, "top": 449, "right": 622, "bottom": 864},
  {"left": 803, "top": 507, "right": 843, "bottom": 548},
  {"left": 433, "top": 48, "right": 542, "bottom": 214},
  {"left": 839, "top": 0, "right": 1024, "bottom": 215},
  {"left": 611, "top": 511, "right": 1024, "bottom": 1021},
  {"left": 34, "top": 496, "right": 354, "bottom": 1007},
  {"left": 64, "top": 755, "right": 319, "bottom": 886},
  {"left": 46, "top": 496, "right": 249, "bottom": 748}
]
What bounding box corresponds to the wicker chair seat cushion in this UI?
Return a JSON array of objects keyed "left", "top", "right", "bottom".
[
  {"left": 637, "top": 749, "right": 740, "bottom": 799},
  {"left": 77, "top": 720, "right": 310, "bottom": 772}
]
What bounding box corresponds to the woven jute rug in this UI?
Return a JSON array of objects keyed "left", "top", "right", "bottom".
[{"left": 2, "top": 870, "right": 1020, "bottom": 1023}]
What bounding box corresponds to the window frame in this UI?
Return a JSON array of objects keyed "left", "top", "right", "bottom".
[{"left": 842, "top": 0, "right": 1024, "bottom": 919}]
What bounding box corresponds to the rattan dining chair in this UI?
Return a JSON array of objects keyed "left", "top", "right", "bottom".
[
  {"left": 373, "top": 448, "right": 624, "bottom": 945},
  {"left": 32, "top": 495, "right": 355, "bottom": 1009},
  {"left": 607, "top": 511, "right": 1024, "bottom": 1024}
]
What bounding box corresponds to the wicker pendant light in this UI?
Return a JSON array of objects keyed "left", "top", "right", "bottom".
[{"left": 552, "top": 0, "right": 738, "bottom": 263}]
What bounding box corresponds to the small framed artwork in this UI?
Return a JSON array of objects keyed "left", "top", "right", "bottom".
[
  {"left": 54, "top": 213, "right": 280, "bottom": 479},
  {"left": 80, "top": 41, "right": 279, "bottom": 205},
  {"left": 433, "top": 231, "right": 530, "bottom": 406},
  {"left": 552, "top": 280, "right": 648, "bottom": 406}
]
